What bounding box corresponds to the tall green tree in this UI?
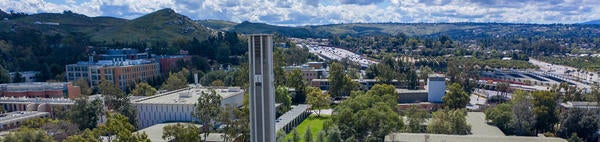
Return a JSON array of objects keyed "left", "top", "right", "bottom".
[
  {"left": 162, "top": 123, "right": 200, "bottom": 142},
  {"left": 96, "top": 113, "right": 150, "bottom": 142},
  {"left": 63, "top": 129, "right": 100, "bottom": 142},
  {"left": 509, "top": 90, "right": 535, "bottom": 136},
  {"left": 275, "top": 86, "right": 292, "bottom": 114},
  {"left": 328, "top": 62, "right": 356, "bottom": 98},
  {"left": 292, "top": 129, "right": 300, "bottom": 142},
  {"left": 193, "top": 89, "right": 222, "bottom": 142},
  {"left": 405, "top": 105, "right": 428, "bottom": 133},
  {"left": 531, "top": 91, "right": 558, "bottom": 133},
  {"left": 443, "top": 83, "right": 470, "bottom": 109},
  {"left": 161, "top": 69, "right": 189, "bottom": 91},
  {"left": 426, "top": 109, "right": 471, "bottom": 135},
  {"left": 130, "top": 82, "right": 157, "bottom": 96},
  {"left": 304, "top": 126, "right": 313, "bottom": 142},
  {"left": 276, "top": 130, "right": 287, "bottom": 142},
  {"left": 98, "top": 79, "right": 127, "bottom": 110},
  {"left": 0, "top": 66, "right": 10, "bottom": 83},
  {"left": 306, "top": 87, "right": 331, "bottom": 117},
  {"left": 74, "top": 78, "right": 92, "bottom": 96},
  {"left": 70, "top": 98, "right": 103, "bottom": 130},
  {"left": 558, "top": 108, "right": 599, "bottom": 140},
  {"left": 288, "top": 69, "right": 306, "bottom": 103}
]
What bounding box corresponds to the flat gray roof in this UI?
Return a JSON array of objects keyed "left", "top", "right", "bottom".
[
  {"left": 396, "top": 89, "right": 428, "bottom": 94},
  {"left": 276, "top": 104, "right": 311, "bottom": 131},
  {"left": 0, "top": 111, "right": 49, "bottom": 124},
  {"left": 134, "top": 123, "right": 226, "bottom": 142},
  {"left": 133, "top": 87, "right": 244, "bottom": 105}
]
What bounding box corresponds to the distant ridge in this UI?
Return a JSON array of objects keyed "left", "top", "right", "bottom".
[{"left": 581, "top": 20, "right": 600, "bottom": 24}]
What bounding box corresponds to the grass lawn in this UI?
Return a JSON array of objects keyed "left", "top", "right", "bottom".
[{"left": 285, "top": 114, "right": 331, "bottom": 142}]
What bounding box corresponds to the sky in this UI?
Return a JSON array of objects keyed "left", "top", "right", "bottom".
[{"left": 1, "top": 0, "right": 600, "bottom": 26}]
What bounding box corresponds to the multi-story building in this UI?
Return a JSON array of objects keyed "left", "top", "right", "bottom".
[
  {"left": 0, "top": 82, "right": 81, "bottom": 98},
  {"left": 99, "top": 48, "right": 149, "bottom": 60},
  {"left": 283, "top": 64, "right": 327, "bottom": 84},
  {"left": 66, "top": 58, "right": 160, "bottom": 90},
  {"left": 132, "top": 87, "right": 245, "bottom": 129},
  {"left": 154, "top": 55, "right": 192, "bottom": 74},
  {"left": 9, "top": 71, "right": 39, "bottom": 82}
]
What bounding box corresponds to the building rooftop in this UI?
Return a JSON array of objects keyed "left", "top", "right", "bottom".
[
  {"left": 133, "top": 87, "right": 244, "bottom": 105},
  {"left": 0, "top": 111, "right": 49, "bottom": 124},
  {"left": 561, "top": 101, "right": 600, "bottom": 109},
  {"left": 133, "top": 123, "right": 228, "bottom": 142},
  {"left": 276, "top": 104, "right": 311, "bottom": 131},
  {"left": 0, "top": 97, "right": 74, "bottom": 105},
  {"left": 72, "top": 59, "right": 155, "bottom": 67},
  {"left": 0, "top": 82, "right": 68, "bottom": 92},
  {"left": 396, "top": 89, "right": 428, "bottom": 94}
]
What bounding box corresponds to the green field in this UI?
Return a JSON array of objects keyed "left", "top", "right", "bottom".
[{"left": 285, "top": 114, "right": 331, "bottom": 142}]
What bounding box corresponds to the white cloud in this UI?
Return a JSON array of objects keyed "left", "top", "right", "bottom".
[{"left": 1, "top": 0, "right": 599, "bottom": 25}]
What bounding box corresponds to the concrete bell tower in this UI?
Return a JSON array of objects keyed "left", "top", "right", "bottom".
[{"left": 248, "top": 34, "right": 276, "bottom": 142}]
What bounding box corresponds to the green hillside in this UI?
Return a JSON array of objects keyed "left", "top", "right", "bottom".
[
  {"left": 231, "top": 21, "right": 313, "bottom": 37},
  {"left": 196, "top": 19, "right": 238, "bottom": 31},
  {"left": 90, "top": 8, "right": 213, "bottom": 43}
]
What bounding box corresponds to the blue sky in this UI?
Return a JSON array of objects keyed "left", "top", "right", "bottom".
[{"left": 2, "top": 0, "right": 599, "bottom": 26}]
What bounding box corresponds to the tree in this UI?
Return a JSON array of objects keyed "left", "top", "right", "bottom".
[
  {"left": 304, "top": 125, "right": 313, "bottom": 142},
  {"left": 292, "top": 129, "right": 300, "bottom": 142},
  {"left": 98, "top": 79, "right": 127, "bottom": 110},
  {"left": 316, "top": 131, "right": 326, "bottom": 142},
  {"left": 74, "top": 78, "right": 92, "bottom": 96},
  {"left": 427, "top": 109, "right": 471, "bottom": 135},
  {"left": 275, "top": 86, "right": 292, "bottom": 114},
  {"left": 1, "top": 127, "right": 54, "bottom": 142},
  {"left": 306, "top": 87, "right": 331, "bottom": 117},
  {"left": 276, "top": 130, "right": 287, "bottom": 142},
  {"left": 130, "top": 82, "right": 157, "bottom": 96},
  {"left": 288, "top": 69, "right": 306, "bottom": 103},
  {"left": 496, "top": 82, "right": 511, "bottom": 101},
  {"left": 405, "top": 105, "right": 428, "bottom": 133},
  {"left": 211, "top": 79, "right": 225, "bottom": 86},
  {"left": 161, "top": 69, "right": 189, "bottom": 91},
  {"left": 558, "top": 108, "right": 599, "bottom": 140},
  {"left": 12, "top": 71, "right": 24, "bottom": 83},
  {"left": 96, "top": 113, "right": 149, "bottom": 142},
  {"left": 219, "top": 104, "right": 237, "bottom": 142},
  {"left": 484, "top": 103, "right": 512, "bottom": 131},
  {"left": 328, "top": 62, "right": 355, "bottom": 98},
  {"left": 419, "top": 66, "right": 433, "bottom": 83},
  {"left": 70, "top": 97, "right": 103, "bottom": 130},
  {"left": 162, "top": 123, "right": 200, "bottom": 142},
  {"left": 567, "top": 133, "right": 584, "bottom": 142},
  {"left": 63, "top": 129, "right": 100, "bottom": 142},
  {"left": 0, "top": 66, "right": 10, "bottom": 83},
  {"left": 531, "top": 91, "right": 558, "bottom": 133},
  {"left": 509, "top": 90, "right": 535, "bottom": 136},
  {"left": 366, "top": 84, "right": 398, "bottom": 106},
  {"left": 326, "top": 125, "right": 342, "bottom": 142},
  {"left": 193, "top": 89, "right": 222, "bottom": 142},
  {"left": 442, "top": 83, "right": 470, "bottom": 109}
]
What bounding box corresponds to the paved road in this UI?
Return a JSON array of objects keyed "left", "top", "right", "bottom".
[{"left": 466, "top": 112, "right": 505, "bottom": 136}]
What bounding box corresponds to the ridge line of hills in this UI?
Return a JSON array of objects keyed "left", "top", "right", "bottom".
[{"left": 1, "top": 8, "right": 599, "bottom": 43}]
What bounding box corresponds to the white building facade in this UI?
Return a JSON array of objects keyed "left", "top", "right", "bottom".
[{"left": 427, "top": 75, "right": 446, "bottom": 103}]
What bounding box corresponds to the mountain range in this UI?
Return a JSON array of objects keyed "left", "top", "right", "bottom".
[{"left": 1, "top": 8, "right": 599, "bottom": 43}]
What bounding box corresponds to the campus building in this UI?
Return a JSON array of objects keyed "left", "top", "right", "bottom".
[
  {"left": 132, "top": 87, "right": 245, "bottom": 129},
  {"left": 0, "top": 82, "right": 81, "bottom": 98},
  {"left": 66, "top": 59, "right": 160, "bottom": 90},
  {"left": 0, "top": 111, "right": 49, "bottom": 131},
  {"left": 283, "top": 64, "right": 327, "bottom": 84}
]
